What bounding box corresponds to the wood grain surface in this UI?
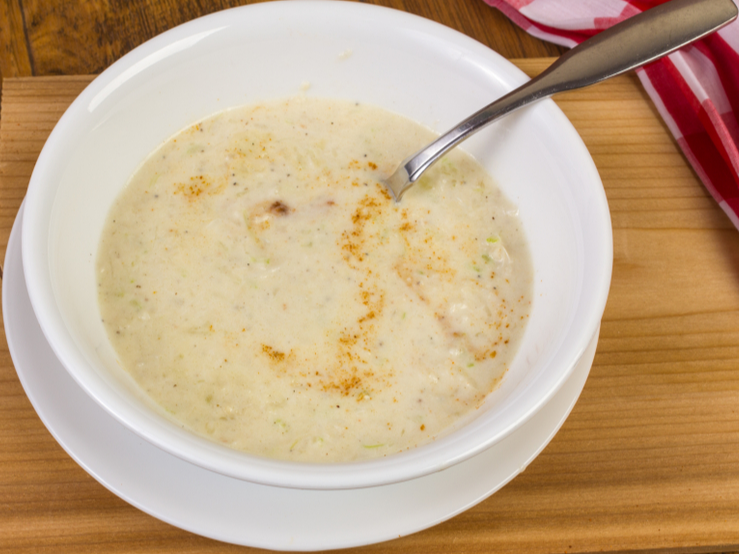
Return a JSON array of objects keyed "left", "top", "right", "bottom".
[{"left": 1, "top": 56, "right": 739, "bottom": 553}]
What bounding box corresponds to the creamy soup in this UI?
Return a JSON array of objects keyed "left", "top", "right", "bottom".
[{"left": 97, "top": 97, "right": 532, "bottom": 462}]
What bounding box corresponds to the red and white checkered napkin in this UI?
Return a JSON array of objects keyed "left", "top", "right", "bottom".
[{"left": 485, "top": 0, "right": 739, "bottom": 229}]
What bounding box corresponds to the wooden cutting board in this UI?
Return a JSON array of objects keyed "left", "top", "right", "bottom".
[{"left": 1, "top": 59, "right": 738, "bottom": 554}]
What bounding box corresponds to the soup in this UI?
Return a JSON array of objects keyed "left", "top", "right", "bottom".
[{"left": 96, "top": 97, "right": 532, "bottom": 462}]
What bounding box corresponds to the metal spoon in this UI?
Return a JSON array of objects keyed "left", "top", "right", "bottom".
[{"left": 385, "top": 0, "right": 738, "bottom": 201}]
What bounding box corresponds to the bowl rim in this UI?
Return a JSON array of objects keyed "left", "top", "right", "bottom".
[{"left": 21, "top": 0, "right": 613, "bottom": 490}]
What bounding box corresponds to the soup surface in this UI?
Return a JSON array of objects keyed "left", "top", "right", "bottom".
[{"left": 97, "top": 97, "right": 532, "bottom": 462}]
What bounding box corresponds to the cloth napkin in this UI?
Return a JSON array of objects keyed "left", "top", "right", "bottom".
[{"left": 484, "top": 0, "right": 739, "bottom": 230}]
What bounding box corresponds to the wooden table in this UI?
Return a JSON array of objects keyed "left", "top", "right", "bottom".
[{"left": 2, "top": 1, "right": 739, "bottom": 553}]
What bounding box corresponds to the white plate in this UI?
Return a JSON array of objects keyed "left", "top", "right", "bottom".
[{"left": 5, "top": 204, "right": 598, "bottom": 551}]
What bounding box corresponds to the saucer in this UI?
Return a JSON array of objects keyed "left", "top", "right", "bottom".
[{"left": 4, "top": 204, "right": 598, "bottom": 551}]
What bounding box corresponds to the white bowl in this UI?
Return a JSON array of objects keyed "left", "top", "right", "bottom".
[{"left": 21, "top": 0, "right": 612, "bottom": 490}]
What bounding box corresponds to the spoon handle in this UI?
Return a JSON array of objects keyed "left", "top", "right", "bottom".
[{"left": 387, "top": 0, "right": 738, "bottom": 200}]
